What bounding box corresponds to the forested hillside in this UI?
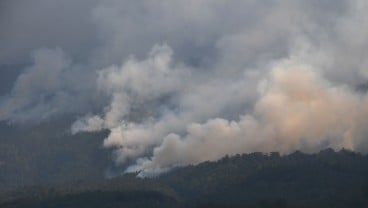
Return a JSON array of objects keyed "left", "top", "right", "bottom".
[
  {"left": 0, "top": 119, "right": 111, "bottom": 192},
  {"left": 1, "top": 149, "right": 368, "bottom": 208}
]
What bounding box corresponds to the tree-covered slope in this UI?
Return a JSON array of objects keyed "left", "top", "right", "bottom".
[
  {"left": 1, "top": 149, "right": 368, "bottom": 207},
  {"left": 0, "top": 118, "right": 111, "bottom": 192}
]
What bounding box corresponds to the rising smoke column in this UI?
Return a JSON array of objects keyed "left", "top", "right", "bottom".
[
  {"left": 2, "top": 0, "right": 368, "bottom": 176},
  {"left": 72, "top": 0, "right": 368, "bottom": 176},
  {"left": 72, "top": 44, "right": 368, "bottom": 176}
]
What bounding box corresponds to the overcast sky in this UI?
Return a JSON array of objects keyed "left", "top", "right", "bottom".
[{"left": 1, "top": 0, "right": 368, "bottom": 176}]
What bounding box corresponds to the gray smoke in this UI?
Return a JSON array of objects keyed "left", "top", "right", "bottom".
[{"left": 1, "top": 0, "right": 368, "bottom": 176}]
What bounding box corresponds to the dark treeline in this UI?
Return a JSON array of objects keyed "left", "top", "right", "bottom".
[{"left": 1, "top": 148, "right": 368, "bottom": 208}]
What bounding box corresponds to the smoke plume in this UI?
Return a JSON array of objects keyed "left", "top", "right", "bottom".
[{"left": 1, "top": 0, "right": 368, "bottom": 176}]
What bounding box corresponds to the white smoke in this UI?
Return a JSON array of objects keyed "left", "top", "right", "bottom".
[
  {"left": 92, "top": 54, "right": 368, "bottom": 177},
  {"left": 71, "top": 44, "right": 190, "bottom": 133},
  {"left": 72, "top": 43, "right": 368, "bottom": 176},
  {"left": 2, "top": 0, "right": 368, "bottom": 176},
  {"left": 71, "top": 0, "right": 368, "bottom": 176}
]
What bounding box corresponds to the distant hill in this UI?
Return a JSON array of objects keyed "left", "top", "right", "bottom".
[
  {"left": 0, "top": 118, "right": 112, "bottom": 192},
  {"left": 1, "top": 149, "right": 368, "bottom": 208}
]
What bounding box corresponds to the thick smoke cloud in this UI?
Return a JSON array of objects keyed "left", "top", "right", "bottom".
[
  {"left": 129, "top": 59, "right": 368, "bottom": 176},
  {"left": 2, "top": 0, "right": 368, "bottom": 176},
  {"left": 71, "top": 44, "right": 189, "bottom": 133}
]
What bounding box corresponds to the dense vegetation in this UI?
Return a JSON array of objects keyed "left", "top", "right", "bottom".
[{"left": 1, "top": 148, "right": 368, "bottom": 208}]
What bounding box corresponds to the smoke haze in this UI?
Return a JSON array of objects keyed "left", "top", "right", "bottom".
[{"left": 1, "top": 0, "right": 368, "bottom": 176}]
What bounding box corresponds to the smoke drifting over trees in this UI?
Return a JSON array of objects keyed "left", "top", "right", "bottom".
[{"left": 1, "top": 0, "right": 368, "bottom": 176}]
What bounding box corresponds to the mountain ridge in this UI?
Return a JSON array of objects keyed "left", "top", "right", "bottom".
[{"left": 2, "top": 148, "right": 368, "bottom": 207}]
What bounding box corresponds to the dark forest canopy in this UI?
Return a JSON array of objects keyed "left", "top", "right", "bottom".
[{"left": 1, "top": 148, "right": 368, "bottom": 208}]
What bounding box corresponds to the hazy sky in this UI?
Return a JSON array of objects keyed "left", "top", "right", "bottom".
[{"left": 1, "top": 0, "right": 368, "bottom": 176}]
